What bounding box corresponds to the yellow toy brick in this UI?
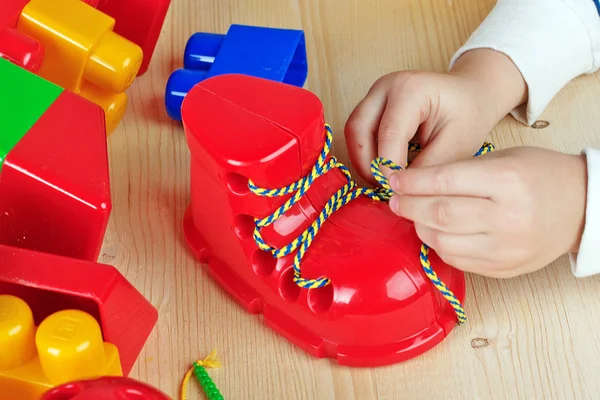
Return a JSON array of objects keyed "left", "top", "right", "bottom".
[
  {"left": 0, "top": 295, "right": 122, "bottom": 399},
  {"left": 15, "top": 0, "right": 143, "bottom": 134}
]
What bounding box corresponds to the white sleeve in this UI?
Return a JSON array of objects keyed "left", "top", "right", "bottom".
[
  {"left": 448, "top": 0, "right": 600, "bottom": 277},
  {"left": 570, "top": 148, "right": 600, "bottom": 277},
  {"left": 448, "top": 0, "right": 600, "bottom": 126}
]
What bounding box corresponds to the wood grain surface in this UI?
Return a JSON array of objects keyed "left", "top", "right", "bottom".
[{"left": 103, "top": 1, "right": 600, "bottom": 398}]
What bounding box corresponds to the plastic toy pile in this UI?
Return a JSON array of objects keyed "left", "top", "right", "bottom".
[{"left": 0, "top": 1, "right": 469, "bottom": 398}]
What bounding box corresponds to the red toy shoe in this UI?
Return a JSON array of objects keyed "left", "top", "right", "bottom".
[{"left": 181, "top": 74, "right": 467, "bottom": 367}]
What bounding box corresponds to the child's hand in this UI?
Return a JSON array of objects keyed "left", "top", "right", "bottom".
[
  {"left": 388, "top": 147, "right": 588, "bottom": 278},
  {"left": 344, "top": 49, "right": 528, "bottom": 184}
]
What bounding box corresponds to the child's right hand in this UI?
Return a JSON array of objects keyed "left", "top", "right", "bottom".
[
  {"left": 344, "top": 49, "right": 528, "bottom": 184},
  {"left": 386, "top": 145, "right": 588, "bottom": 278}
]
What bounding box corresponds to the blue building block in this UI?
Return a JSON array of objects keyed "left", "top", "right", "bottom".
[{"left": 164, "top": 24, "right": 308, "bottom": 122}]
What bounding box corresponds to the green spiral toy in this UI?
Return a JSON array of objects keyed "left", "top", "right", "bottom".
[{"left": 180, "top": 350, "right": 224, "bottom": 400}]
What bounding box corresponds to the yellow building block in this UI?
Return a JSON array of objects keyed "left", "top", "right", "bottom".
[
  {"left": 0, "top": 295, "right": 122, "bottom": 399},
  {"left": 15, "top": 0, "right": 143, "bottom": 134}
]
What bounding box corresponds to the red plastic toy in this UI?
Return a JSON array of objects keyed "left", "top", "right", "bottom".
[
  {"left": 0, "top": 58, "right": 111, "bottom": 262},
  {"left": 0, "top": 0, "right": 26, "bottom": 27},
  {"left": 0, "top": 244, "right": 158, "bottom": 375},
  {"left": 181, "top": 74, "right": 465, "bottom": 367},
  {"left": 0, "top": 1, "right": 41, "bottom": 73},
  {"left": 1, "top": 0, "right": 170, "bottom": 76},
  {"left": 0, "top": 26, "right": 44, "bottom": 72},
  {"left": 41, "top": 377, "right": 171, "bottom": 400}
]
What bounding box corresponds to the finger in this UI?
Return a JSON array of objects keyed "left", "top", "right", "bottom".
[
  {"left": 377, "top": 88, "right": 431, "bottom": 170},
  {"left": 414, "top": 223, "right": 492, "bottom": 260},
  {"left": 409, "top": 128, "right": 485, "bottom": 169},
  {"left": 345, "top": 86, "right": 389, "bottom": 184},
  {"left": 441, "top": 255, "right": 522, "bottom": 279},
  {"left": 388, "top": 159, "right": 496, "bottom": 198},
  {"left": 435, "top": 256, "right": 509, "bottom": 278},
  {"left": 389, "top": 194, "right": 496, "bottom": 234}
]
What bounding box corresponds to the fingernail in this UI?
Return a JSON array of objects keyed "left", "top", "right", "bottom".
[
  {"left": 389, "top": 173, "right": 401, "bottom": 192},
  {"left": 389, "top": 195, "right": 400, "bottom": 214}
]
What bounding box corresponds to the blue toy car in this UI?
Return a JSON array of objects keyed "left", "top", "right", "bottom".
[{"left": 165, "top": 24, "right": 308, "bottom": 122}]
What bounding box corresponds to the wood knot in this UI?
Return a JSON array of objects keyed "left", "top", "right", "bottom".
[
  {"left": 532, "top": 120, "right": 549, "bottom": 129},
  {"left": 470, "top": 337, "right": 489, "bottom": 348}
]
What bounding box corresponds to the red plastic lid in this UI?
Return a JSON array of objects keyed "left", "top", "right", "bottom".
[{"left": 41, "top": 376, "right": 170, "bottom": 400}]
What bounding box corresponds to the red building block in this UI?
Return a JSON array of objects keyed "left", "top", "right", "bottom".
[
  {"left": 0, "top": 0, "right": 28, "bottom": 28},
  {"left": 181, "top": 74, "right": 465, "bottom": 367},
  {"left": 0, "top": 89, "right": 111, "bottom": 262},
  {"left": 0, "top": 244, "right": 158, "bottom": 375}
]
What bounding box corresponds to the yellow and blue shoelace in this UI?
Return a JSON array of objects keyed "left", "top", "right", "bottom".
[{"left": 248, "top": 123, "right": 494, "bottom": 325}]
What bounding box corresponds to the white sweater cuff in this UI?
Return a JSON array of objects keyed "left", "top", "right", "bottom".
[
  {"left": 449, "top": 0, "right": 600, "bottom": 125},
  {"left": 570, "top": 148, "right": 600, "bottom": 277}
]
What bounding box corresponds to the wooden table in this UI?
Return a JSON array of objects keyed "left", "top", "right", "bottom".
[{"left": 106, "top": 1, "right": 600, "bottom": 398}]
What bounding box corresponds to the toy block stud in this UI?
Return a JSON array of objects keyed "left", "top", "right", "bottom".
[
  {"left": 0, "top": 27, "right": 44, "bottom": 72},
  {"left": 165, "top": 24, "right": 308, "bottom": 121},
  {"left": 181, "top": 74, "right": 465, "bottom": 367},
  {"left": 0, "top": 244, "right": 158, "bottom": 377},
  {"left": 41, "top": 376, "right": 172, "bottom": 400},
  {"left": 0, "top": 58, "right": 110, "bottom": 262},
  {"left": 0, "top": 295, "right": 36, "bottom": 370},
  {"left": 89, "top": 0, "right": 172, "bottom": 76},
  {"left": 0, "top": 294, "right": 122, "bottom": 400},
  {"left": 0, "top": 1, "right": 41, "bottom": 72},
  {"left": 13, "top": 0, "right": 143, "bottom": 134}
]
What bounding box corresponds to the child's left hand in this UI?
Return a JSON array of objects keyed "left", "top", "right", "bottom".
[{"left": 388, "top": 146, "right": 588, "bottom": 278}]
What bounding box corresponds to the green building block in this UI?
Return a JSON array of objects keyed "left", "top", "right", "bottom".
[{"left": 0, "top": 58, "right": 63, "bottom": 165}]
